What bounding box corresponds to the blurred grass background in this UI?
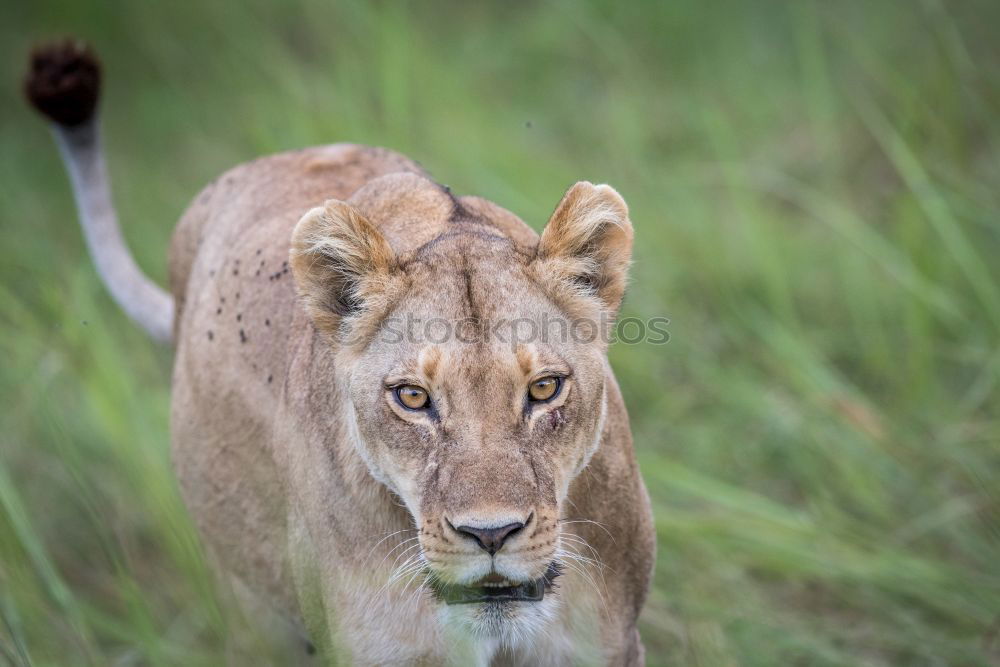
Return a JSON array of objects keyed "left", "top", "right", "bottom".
[{"left": 2, "top": 0, "right": 999, "bottom": 664}]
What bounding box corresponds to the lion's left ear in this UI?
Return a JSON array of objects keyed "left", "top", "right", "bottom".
[{"left": 535, "top": 181, "right": 634, "bottom": 314}]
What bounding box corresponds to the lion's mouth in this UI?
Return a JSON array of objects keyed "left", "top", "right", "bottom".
[{"left": 432, "top": 562, "right": 562, "bottom": 605}]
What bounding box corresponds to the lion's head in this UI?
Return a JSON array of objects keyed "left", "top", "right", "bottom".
[{"left": 289, "top": 172, "right": 632, "bottom": 642}]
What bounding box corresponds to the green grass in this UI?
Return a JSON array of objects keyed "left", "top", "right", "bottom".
[{"left": 2, "top": 0, "right": 999, "bottom": 664}]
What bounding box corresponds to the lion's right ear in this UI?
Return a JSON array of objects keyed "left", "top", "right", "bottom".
[{"left": 290, "top": 200, "right": 397, "bottom": 337}]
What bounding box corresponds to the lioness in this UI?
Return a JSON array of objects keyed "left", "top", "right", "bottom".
[{"left": 26, "top": 41, "right": 655, "bottom": 665}]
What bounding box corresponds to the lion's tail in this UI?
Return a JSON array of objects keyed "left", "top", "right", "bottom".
[{"left": 24, "top": 40, "right": 174, "bottom": 344}]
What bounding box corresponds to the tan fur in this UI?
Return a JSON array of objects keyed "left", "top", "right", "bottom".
[{"left": 169, "top": 143, "right": 654, "bottom": 665}]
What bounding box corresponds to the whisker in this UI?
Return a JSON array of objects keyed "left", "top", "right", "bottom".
[
  {"left": 374, "top": 536, "right": 420, "bottom": 572},
  {"left": 362, "top": 528, "right": 416, "bottom": 565},
  {"left": 559, "top": 535, "right": 601, "bottom": 563},
  {"left": 559, "top": 519, "right": 616, "bottom": 544},
  {"left": 555, "top": 548, "right": 611, "bottom": 620},
  {"left": 386, "top": 542, "right": 424, "bottom": 578},
  {"left": 388, "top": 550, "right": 425, "bottom": 583},
  {"left": 365, "top": 545, "right": 427, "bottom": 621},
  {"left": 558, "top": 534, "right": 614, "bottom": 573}
]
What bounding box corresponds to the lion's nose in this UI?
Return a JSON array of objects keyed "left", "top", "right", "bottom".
[{"left": 455, "top": 521, "right": 525, "bottom": 555}]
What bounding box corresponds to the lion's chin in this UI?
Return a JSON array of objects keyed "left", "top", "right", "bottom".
[{"left": 436, "top": 585, "right": 562, "bottom": 651}]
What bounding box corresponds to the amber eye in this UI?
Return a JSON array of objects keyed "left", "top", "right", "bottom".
[
  {"left": 528, "top": 376, "right": 562, "bottom": 402},
  {"left": 395, "top": 385, "right": 429, "bottom": 410}
]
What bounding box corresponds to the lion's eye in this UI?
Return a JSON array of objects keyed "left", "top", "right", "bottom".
[
  {"left": 528, "top": 376, "right": 561, "bottom": 402},
  {"left": 395, "top": 385, "right": 429, "bottom": 410}
]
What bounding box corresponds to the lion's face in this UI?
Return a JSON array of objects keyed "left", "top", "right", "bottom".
[
  {"left": 350, "top": 243, "right": 608, "bottom": 584},
  {"left": 290, "top": 175, "right": 632, "bottom": 642}
]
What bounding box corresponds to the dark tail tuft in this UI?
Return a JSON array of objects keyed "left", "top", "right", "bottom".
[{"left": 24, "top": 38, "right": 102, "bottom": 127}]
